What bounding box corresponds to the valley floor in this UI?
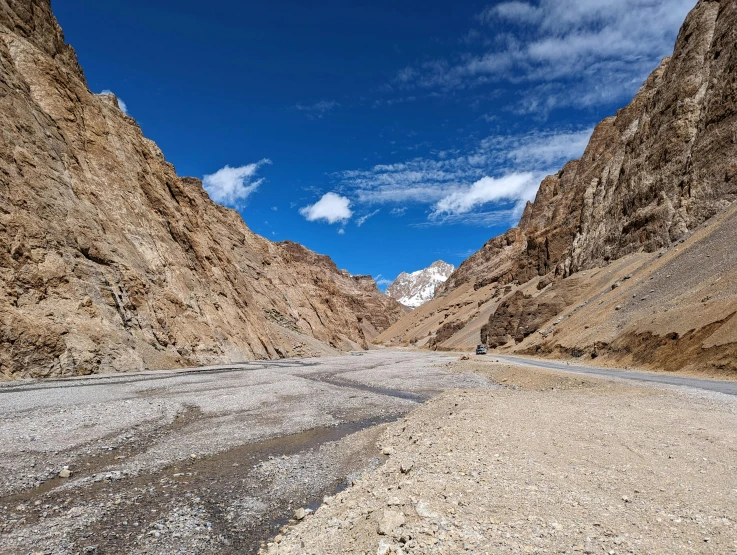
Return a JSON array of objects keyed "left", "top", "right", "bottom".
[
  {"left": 0, "top": 351, "right": 487, "bottom": 554},
  {"left": 2, "top": 352, "right": 736, "bottom": 554}
]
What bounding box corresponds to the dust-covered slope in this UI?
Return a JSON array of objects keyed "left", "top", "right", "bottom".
[
  {"left": 510, "top": 202, "right": 737, "bottom": 376},
  {"left": 378, "top": 0, "right": 737, "bottom": 374},
  {"left": 0, "top": 0, "right": 405, "bottom": 379}
]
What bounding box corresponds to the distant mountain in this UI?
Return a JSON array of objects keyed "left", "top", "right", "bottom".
[{"left": 386, "top": 261, "right": 455, "bottom": 308}]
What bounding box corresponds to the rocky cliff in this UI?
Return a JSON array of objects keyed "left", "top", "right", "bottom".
[
  {"left": 386, "top": 261, "right": 455, "bottom": 308},
  {"left": 378, "top": 0, "right": 737, "bottom": 374},
  {"left": 0, "top": 0, "right": 405, "bottom": 379}
]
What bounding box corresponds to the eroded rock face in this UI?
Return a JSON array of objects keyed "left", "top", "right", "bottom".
[
  {"left": 444, "top": 0, "right": 737, "bottom": 345},
  {"left": 0, "top": 1, "right": 404, "bottom": 378},
  {"left": 481, "top": 291, "right": 566, "bottom": 348}
]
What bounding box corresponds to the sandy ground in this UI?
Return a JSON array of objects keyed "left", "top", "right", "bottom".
[
  {"left": 262, "top": 358, "right": 737, "bottom": 555},
  {"left": 0, "top": 351, "right": 490, "bottom": 554}
]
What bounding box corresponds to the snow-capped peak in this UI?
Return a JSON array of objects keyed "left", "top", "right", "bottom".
[{"left": 386, "top": 261, "right": 455, "bottom": 308}]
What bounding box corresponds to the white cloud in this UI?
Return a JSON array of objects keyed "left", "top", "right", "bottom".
[
  {"left": 300, "top": 192, "right": 353, "bottom": 224},
  {"left": 203, "top": 159, "right": 272, "bottom": 206},
  {"left": 100, "top": 89, "right": 128, "bottom": 114},
  {"left": 395, "top": 0, "right": 696, "bottom": 113},
  {"left": 335, "top": 126, "right": 593, "bottom": 227},
  {"left": 356, "top": 209, "right": 380, "bottom": 227},
  {"left": 430, "top": 173, "right": 541, "bottom": 220},
  {"left": 338, "top": 126, "right": 592, "bottom": 207},
  {"left": 375, "top": 274, "right": 393, "bottom": 287},
  {"left": 480, "top": 127, "right": 595, "bottom": 168},
  {"left": 295, "top": 100, "right": 340, "bottom": 119}
]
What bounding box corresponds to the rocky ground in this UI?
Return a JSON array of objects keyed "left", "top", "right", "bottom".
[
  {"left": 262, "top": 358, "right": 737, "bottom": 555},
  {"left": 0, "top": 351, "right": 490, "bottom": 554}
]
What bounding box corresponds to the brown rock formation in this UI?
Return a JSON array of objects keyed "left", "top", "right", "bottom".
[
  {"left": 379, "top": 0, "right": 737, "bottom": 374},
  {"left": 442, "top": 0, "right": 735, "bottom": 291},
  {"left": 0, "top": 0, "right": 404, "bottom": 379}
]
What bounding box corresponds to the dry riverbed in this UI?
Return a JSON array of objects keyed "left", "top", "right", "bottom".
[
  {"left": 0, "top": 351, "right": 489, "bottom": 554},
  {"left": 262, "top": 358, "right": 737, "bottom": 555}
]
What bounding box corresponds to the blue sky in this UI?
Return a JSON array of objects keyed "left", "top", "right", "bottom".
[{"left": 54, "top": 0, "right": 695, "bottom": 288}]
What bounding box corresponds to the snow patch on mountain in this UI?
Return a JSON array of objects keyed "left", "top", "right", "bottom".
[{"left": 386, "top": 261, "right": 455, "bottom": 309}]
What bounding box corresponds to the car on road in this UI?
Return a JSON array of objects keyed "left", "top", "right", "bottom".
[{"left": 476, "top": 345, "right": 487, "bottom": 355}]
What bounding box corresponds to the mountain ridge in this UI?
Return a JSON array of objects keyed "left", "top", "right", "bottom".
[
  {"left": 378, "top": 0, "right": 737, "bottom": 375},
  {"left": 0, "top": 0, "right": 405, "bottom": 379},
  {"left": 386, "top": 261, "right": 455, "bottom": 308}
]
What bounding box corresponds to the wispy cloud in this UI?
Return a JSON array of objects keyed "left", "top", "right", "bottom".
[
  {"left": 300, "top": 192, "right": 353, "bottom": 224},
  {"left": 394, "top": 0, "right": 695, "bottom": 114},
  {"left": 430, "top": 173, "right": 542, "bottom": 222},
  {"left": 336, "top": 126, "right": 592, "bottom": 225},
  {"left": 295, "top": 100, "right": 340, "bottom": 119},
  {"left": 100, "top": 89, "right": 128, "bottom": 114},
  {"left": 374, "top": 274, "right": 393, "bottom": 288},
  {"left": 203, "top": 159, "right": 272, "bottom": 207},
  {"left": 356, "top": 209, "right": 380, "bottom": 227}
]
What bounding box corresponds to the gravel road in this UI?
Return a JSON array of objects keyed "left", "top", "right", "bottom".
[{"left": 0, "top": 351, "right": 490, "bottom": 554}]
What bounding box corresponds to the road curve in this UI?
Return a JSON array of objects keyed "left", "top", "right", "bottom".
[{"left": 494, "top": 354, "right": 737, "bottom": 396}]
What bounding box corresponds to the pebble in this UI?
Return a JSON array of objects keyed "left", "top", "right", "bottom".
[{"left": 377, "top": 509, "right": 405, "bottom": 536}]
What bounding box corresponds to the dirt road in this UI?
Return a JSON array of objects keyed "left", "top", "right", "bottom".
[{"left": 0, "top": 351, "right": 490, "bottom": 554}]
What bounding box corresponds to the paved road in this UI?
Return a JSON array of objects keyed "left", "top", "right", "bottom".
[{"left": 495, "top": 354, "right": 737, "bottom": 396}]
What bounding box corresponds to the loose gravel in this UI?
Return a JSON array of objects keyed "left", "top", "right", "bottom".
[
  {"left": 262, "top": 359, "right": 737, "bottom": 554},
  {"left": 0, "top": 351, "right": 489, "bottom": 554}
]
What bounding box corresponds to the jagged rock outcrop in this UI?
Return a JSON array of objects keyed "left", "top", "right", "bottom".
[
  {"left": 442, "top": 0, "right": 735, "bottom": 295},
  {"left": 477, "top": 0, "right": 736, "bottom": 346},
  {"left": 0, "top": 0, "right": 404, "bottom": 379},
  {"left": 480, "top": 291, "right": 566, "bottom": 348},
  {"left": 380, "top": 0, "right": 737, "bottom": 373},
  {"left": 386, "top": 261, "right": 454, "bottom": 308}
]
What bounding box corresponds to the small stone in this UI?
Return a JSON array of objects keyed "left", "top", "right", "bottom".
[
  {"left": 615, "top": 305, "right": 622, "bottom": 311},
  {"left": 294, "top": 508, "right": 307, "bottom": 521},
  {"left": 377, "top": 509, "right": 405, "bottom": 536},
  {"left": 415, "top": 500, "right": 438, "bottom": 519},
  {"left": 382, "top": 447, "right": 393, "bottom": 456},
  {"left": 377, "top": 540, "right": 392, "bottom": 555},
  {"left": 59, "top": 467, "right": 71, "bottom": 479},
  {"left": 400, "top": 461, "right": 414, "bottom": 474}
]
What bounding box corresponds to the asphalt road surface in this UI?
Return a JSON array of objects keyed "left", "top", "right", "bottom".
[{"left": 494, "top": 354, "right": 737, "bottom": 396}]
